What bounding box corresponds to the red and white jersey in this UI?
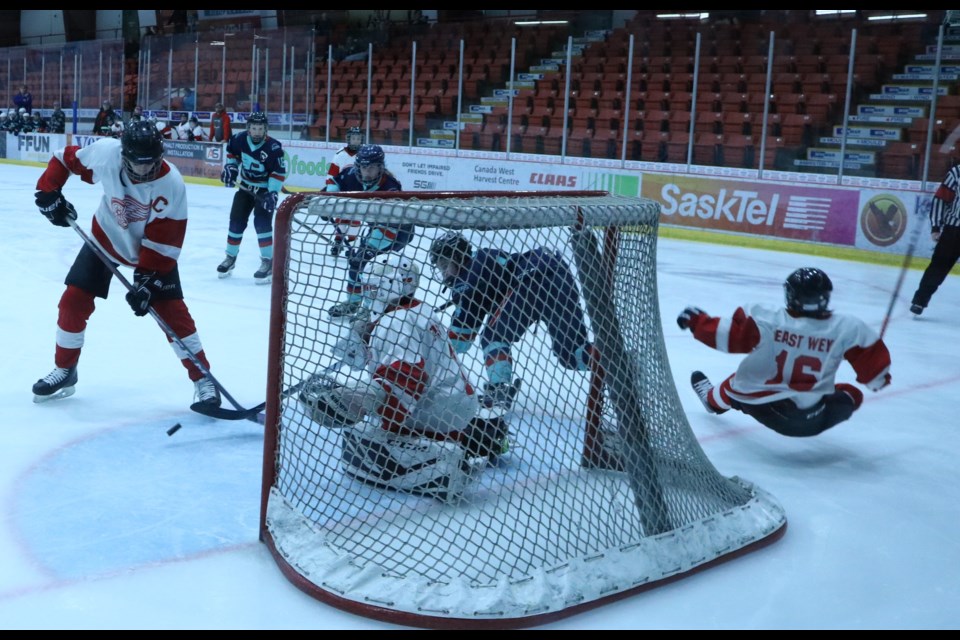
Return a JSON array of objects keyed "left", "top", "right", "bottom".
[
  {"left": 366, "top": 299, "right": 478, "bottom": 435},
  {"left": 325, "top": 146, "right": 358, "bottom": 188},
  {"left": 692, "top": 304, "right": 892, "bottom": 408},
  {"left": 37, "top": 138, "right": 188, "bottom": 274}
]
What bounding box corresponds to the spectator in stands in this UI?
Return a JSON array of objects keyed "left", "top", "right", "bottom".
[
  {"left": 18, "top": 109, "right": 35, "bottom": 134},
  {"left": 171, "top": 113, "right": 192, "bottom": 140},
  {"left": 49, "top": 102, "right": 66, "bottom": 134},
  {"left": 0, "top": 109, "right": 20, "bottom": 135},
  {"left": 93, "top": 100, "right": 117, "bottom": 136},
  {"left": 209, "top": 102, "right": 232, "bottom": 142},
  {"left": 14, "top": 84, "right": 32, "bottom": 115},
  {"left": 31, "top": 111, "right": 48, "bottom": 133},
  {"left": 182, "top": 88, "right": 196, "bottom": 113},
  {"left": 186, "top": 114, "right": 205, "bottom": 141},
  {"left": 129, "top": 105, "right": 144, "bottom": 123}
]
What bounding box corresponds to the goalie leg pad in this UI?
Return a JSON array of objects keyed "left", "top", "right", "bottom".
[
  {"left": 298, "top": 373, "right": 385, "bottom": 428},
  {"left": 340, "top": 425, "right": 483, "bottom": 504}
]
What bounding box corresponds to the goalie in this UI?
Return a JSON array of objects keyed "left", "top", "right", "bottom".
[{"left": 298, "top": 252, "right": 508, "bottom": 503}]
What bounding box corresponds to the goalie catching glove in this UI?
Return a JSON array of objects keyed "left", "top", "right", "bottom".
[
  {"left": 298, "top": 372, "right": 385, "bottom": 428},
  {"left": 35, "top": 189, "right": 78, "bottom": 227}
]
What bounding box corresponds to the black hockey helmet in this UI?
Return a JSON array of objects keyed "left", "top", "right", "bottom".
[
  {"left": 355, "top": 144, "right": 385, "bottom": 188},
  {"left": 429, "top": 231, "right": 472, "bottom": 266},
  {"left": 121, "top": 120, "right": 164, "bottom": 183},
  {"left": 429, "top": 231, "right": 473, "bottom": 282},
  {"left": 784, "top": 267, "right": 832, "bottom": 317},
  {"left": 346, "top": 126, "right": 364, "bottom": 152},
  {"left": 247, "top": 111, "right": 268, "bottom": 144}
]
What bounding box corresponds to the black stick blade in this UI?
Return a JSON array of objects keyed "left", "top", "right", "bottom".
[{"left": 190, "top": 401, "right": 265, "bottom": 422}]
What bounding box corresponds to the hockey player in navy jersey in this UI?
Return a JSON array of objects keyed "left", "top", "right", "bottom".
[
  {"left": 679, "top": 267, "right": 892, "bottom": 437},
  {"left": 216, "top": 111, "right": 287, "bottom": 283},
  {"left": 428, "top": 231, "right": 598, "bottom": 410},
  {"left": 325, "top": 144, "right": 413, "bottom": 321}
]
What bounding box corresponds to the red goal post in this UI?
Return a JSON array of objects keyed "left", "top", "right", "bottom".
[{"left": 259, "top": 190, "right": 786, "bottom": 629}]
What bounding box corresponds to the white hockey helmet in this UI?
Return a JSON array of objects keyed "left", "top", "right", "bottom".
[{"left": 361, "top": 253, "right": 420, "bottom": 313}]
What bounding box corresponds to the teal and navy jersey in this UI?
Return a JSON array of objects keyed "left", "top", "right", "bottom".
[
  {"left": 447, "top": 247, "right": 591, "bottom": 371},
  {"left": 224, "top": 132, "right": 287, "bottom": 194},
  {"left": 328, "top": 166, "right": 412, "bottom": 251}
]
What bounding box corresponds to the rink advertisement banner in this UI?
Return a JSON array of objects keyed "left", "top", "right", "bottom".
[
  {"left": 161, "top": 140, "right": 224, "bottom": 180},
  {"left": 854, "top": 190, "right": 937, "bottom": 255},
  {"left": 281, "top": 142, "right": 644, "bottom": 197},
  {"left": 7, "top": 133, "right": 67, "bottom": 162},
  {"left": 642, "top": 173, "right": 860, "bottom": 245}
]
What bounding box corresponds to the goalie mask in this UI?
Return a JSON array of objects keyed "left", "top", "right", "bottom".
[
  {"left": 784, "top": 267, "right": 832, "bottom": 318},
  {"left": 346, "top": 126, "right": 364, "bottom": 152},
  {"left": 361, "top": 253, "right": 420, "bottom": 314},
  {"left": 354, "top": 144, "right": 385, "bottom": 189},
  {"left": 121, "top": 120, "right": 165, "bottom": 183},
  {"left": 429, "top": 231, "right": 473, "bottom": 284}
]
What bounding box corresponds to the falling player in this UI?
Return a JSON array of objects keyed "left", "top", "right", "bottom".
[
  {"left": 678, "top": 267, "right": 892, "bottom": 437},
  {"left": 32, "top": 120, "right": 221, "bottom": 409},
  {"left": 298, "top": 253, "right": 507, "bottom": 502}
]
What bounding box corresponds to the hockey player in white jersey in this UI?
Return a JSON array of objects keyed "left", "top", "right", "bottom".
[
  {"left": 297, "top": 252, "right": 507, "bottom": 503},
  {"left": 32, "top": 120, "right": 221, "bottom": 409},
  {"left": 678, "top": 267, "right": 892, "bottom": 437}
]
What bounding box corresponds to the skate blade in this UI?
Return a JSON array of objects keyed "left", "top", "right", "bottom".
[
  {"left": 217, "top": 270, "right": 234, "bottom": 279},
  {"left": 254, "top": 276, "right": 272, "bottom": 285},
  {"left": 33, "top": 386, "right": 76, "bottom": 403}
]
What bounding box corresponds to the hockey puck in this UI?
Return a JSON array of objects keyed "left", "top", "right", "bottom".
[{"left": 167, "top": 423, "right": 182, "bottom": 436}]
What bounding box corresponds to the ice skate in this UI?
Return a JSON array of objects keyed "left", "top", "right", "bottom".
[
  {"left": 33, "top": 366, "right": 78, "bottom": 403},
  {"left": 690, "top": 371, "right": 722, "bottom": 414},
  {"left": 481, "top": 378, "right": 522, "bottom": 411},
  {"left": 191, "top": 376, "right": 222, "bottom": 410},
  {"left": 217, "top": 254, "right": 236, "bottom": 279},
  {"left": 909, "top": 303, "right": 924, "bottom": 317},
  {"left": 254, "top": 257, "right": 272, "bottom": 284}
]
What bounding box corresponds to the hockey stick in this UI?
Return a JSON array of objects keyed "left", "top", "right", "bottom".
[
  {"left": 291, "top": 215, "right": 335, "bottom": 246},
  {"left": 67, "top": 218, "right": 262, "bottom": 422},
  {"left": 879, "top": 198, "right": 929, "bottom": 340}
]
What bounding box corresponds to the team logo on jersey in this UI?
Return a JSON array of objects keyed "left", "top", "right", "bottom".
[
  {"left": 110, "top": 196, "right": 154, "bottom": 228},
  {"left": 860, "top": 194, "right": 907, "bottom": 247}
]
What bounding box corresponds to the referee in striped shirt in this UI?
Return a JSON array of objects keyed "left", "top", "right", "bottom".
[{"left": 911, "top": 161, "right": 960, "bottom": 316}]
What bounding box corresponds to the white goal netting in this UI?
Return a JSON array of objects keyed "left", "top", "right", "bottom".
[{"left": 260, "top": 190, "right": 786, "bottom": 628}]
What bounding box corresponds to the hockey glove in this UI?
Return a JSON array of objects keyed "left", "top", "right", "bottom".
[
  {"left": 220, "top": 164, "right": 239, "bottom": 187},
  {"left": 35, "top": 189, "right": 78, "bottom": 227},
  {"left": 256, "top": 190, "right": 279, "bottom": 214},
  {"left": 677, "top": 306, "right": 706, "bottom": 331},
  {"left": 125, "top": 270, "right": 165, "bottom": 317}
]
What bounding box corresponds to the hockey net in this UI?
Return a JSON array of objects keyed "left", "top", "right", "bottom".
[{"left": 260, "top": 190, "right": 786, "bottom": 629}]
